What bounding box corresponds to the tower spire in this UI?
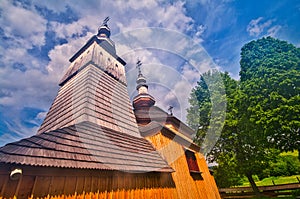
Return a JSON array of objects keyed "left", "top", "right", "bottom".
[
  {"left": 102, "top": 16, "right": 110, "bottom": 26},
  {"left": 97, "top": 16, "right": 111, "bottom": 38},
  {"left": 136, "top": 59, "right": 142, "bottom": 77},
  {"left": 135, "top": 59, "right": 148, "bottom": 94},
  {"left": 133, "top": 59, "right": 155, "bottom": 110}
]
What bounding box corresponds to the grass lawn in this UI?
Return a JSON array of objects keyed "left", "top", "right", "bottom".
[{"left": 241, "top": 175, "right": 300, "bottom": 187}]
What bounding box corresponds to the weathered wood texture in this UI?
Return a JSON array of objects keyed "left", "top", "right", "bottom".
[
  {"left": 146, "top": 131, "right": 221, "bottom": 199},
  {"left": 0, "top": 122, "right": 171, "bottom": 172},
  {"left": 0, "top": 165, "right": 177, "bottom": 199},
  {"left": 38, "top": 64, "right": 140, "bottom": 138}
]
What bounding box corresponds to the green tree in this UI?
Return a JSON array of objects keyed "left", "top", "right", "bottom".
[
  {"left": 187, "top": 70, "right": 247, "bottom": 188},
  {"left": 188, "top": 37, "right": 300, "bottom": 196},
  {"left": 187, "top": 69, "right": 227, "bottom": 155},
  {"left": 240, "top": 37, "right": 300, "bottom": 159},
  {"left": 212, "top": 152, "right": 243, "bottom": 188},
  {"left": 187, "top": 71, "right": 276, "bottom": 196}
]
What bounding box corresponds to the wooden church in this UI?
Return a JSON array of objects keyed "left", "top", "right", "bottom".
[{"left": 0, "top": 19, "right": 221, "bottom": 199}]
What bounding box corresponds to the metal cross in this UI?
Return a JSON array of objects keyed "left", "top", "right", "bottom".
[
  {"left": 168, "top": 106, "right": 173, "bottom": 115},
  {"left": 136, "top": 59, "right": 142, "bottom": 75},
  {"left": 102, "top": 16, "right": 110, "bottom": 25}
]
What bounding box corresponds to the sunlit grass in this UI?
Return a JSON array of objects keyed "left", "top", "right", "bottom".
[{"left": 242, "top": 175, "right": 300, "bottom": 186}]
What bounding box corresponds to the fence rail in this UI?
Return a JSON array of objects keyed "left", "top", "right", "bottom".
[{"left": 219, "top": 182, "right": 300, "bottom": 198}]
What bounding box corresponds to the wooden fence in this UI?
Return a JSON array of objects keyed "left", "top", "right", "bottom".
[{"left": 219, "top": 182, "right": 300, "bottom": 198}]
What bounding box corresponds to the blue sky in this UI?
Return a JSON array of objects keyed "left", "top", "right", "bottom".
[{"left": 0, "top": 0, "right": 299, "bottom": 146}]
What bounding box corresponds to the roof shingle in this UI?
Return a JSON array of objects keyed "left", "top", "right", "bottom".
[{"left": 0, "top": 121, "right": 173, "bottom": 172}]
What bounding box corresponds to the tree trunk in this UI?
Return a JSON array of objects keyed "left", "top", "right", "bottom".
[{"left": 246, "top": 173, "right": 261, "bottom": 197}]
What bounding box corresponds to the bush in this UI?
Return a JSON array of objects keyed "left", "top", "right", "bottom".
[
  {"left": 292, "top": 189, "right": 300, "bottom": 197},
  {"left": 213, "top": 153, "right": 244, "bottom": 188},
  {"left": 258, "top": 154, "right": 300, "bottom": 179}
]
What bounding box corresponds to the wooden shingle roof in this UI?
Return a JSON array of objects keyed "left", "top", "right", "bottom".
[
  {"left": 38, "top": 64, "right": 141, "bottom": 138},
  {"left": 0, "top": 121, "right": 173, "bottom": 172},
  {"left": 134, "top": 106, "right": 196, "bottom": 139}
]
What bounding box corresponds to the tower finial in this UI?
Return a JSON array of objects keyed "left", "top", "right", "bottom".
[
  {"left": 136, "top": 59, "right": 142, "bottom": 76},
  {"left": 135, "top": 58, "right": 148, "bottom": 94},
  {"left": 133, "top": 59, "right": 156, "bottom": 110},
  {"left": 168, "top": 106, "right": 173, "bottom": 115},
  {"left": 97, "top": 16, "right": 111, "bottom": 38},
  {"left": 102, "top": 16, "right": 110, "bottom": 26}
]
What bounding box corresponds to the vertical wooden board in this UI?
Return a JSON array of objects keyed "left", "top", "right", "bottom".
[
  {"left": 123, "top": 188, "right": 129, "bottom": 199},
  {"left": 50, "top": 176, "right": 65, "bottom": 195},
  {"left": 17, "top": 175, "right": 35, "bottom": 198},
  {"left": 75, "top": 176, "right": 85, "bottom": 194},
  {"left": 0, "top": 175, "right": 8, "bottom": 196},
  {"left": 33, "top": 176, "right": 51, "bottom": 197},
  {"left": 147, "top": 132, "right": 201, "bottom": 199},
  {"left": 91, "top": 176, "right": 99, "bottom": 192},
  {"left": 98, "top": 176, "right": 106, "bottom": 193},
  {"left": 84, "top": 176, "right": 92, "bottom": 192},
  {"left": 124, "top": 174, "right": 130, "bottom": 190},
  {"left": 111, "top": 174, "right": 117, "bottom": 191},
  {"left": 194, "top": 180, "right": 209, "bottom": 199},
  {"left": 64, "top": 176, "right": 77, "bottom": 195},
  {"left": 2, "top": 178, "right": 18, "bottom": 198},
  {"left": 0, "top": 175, "right": 5, "bottom": 190},
  {"left": 195, "top": 153, "right": 220, "bottom": 199}
]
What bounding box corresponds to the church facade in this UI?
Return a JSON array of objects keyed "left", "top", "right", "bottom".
[{"left": 0, "top": 20, "right": 220, "bottom": 199}]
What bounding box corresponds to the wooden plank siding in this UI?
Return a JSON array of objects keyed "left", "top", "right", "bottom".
[
  {"left": 146, "top": 131, "right": 221, "bottom": 199},
  {"left": 0, "top": 165, "right": 177, "bottom": 198}
]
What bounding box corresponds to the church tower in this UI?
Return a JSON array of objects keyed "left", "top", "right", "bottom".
[{"left": 38, "top": 18, "right": 140, "bottom": 137}]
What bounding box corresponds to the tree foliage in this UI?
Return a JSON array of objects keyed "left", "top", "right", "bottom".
[
  {"left": 259, "top": 153, "right": 300, "bottom": 179},
  {"left": 240, "top": 36, "right": 300, "bottom": 155},
  {"left": 187, "top": 37, "right": 300, "bottom": 191},
  {"left": 212, "top": 152, "right": 243, "bottom": 188},
  {"left": 187, "top": 70, "right": 227, "bottom": 155}
]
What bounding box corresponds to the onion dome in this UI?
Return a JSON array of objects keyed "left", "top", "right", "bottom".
[{"left": 133, "top": 60, "right": 155, "bottom": 109}]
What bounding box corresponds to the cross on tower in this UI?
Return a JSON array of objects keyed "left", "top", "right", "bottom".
[
  {"left": 102, "top": 16, "right": 110, "bottom": 26},
  {"left": 136, "top": 59, "right": 142, "bottom": 76},
  {"left": 168, "top": 106, "right": 173, "bottom": 115}
]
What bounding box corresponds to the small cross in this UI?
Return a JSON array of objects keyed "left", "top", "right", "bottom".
[
  {"left": 136, "top": 59, "right": 142, "bottom": 75},
  {"left": 102, "top": 16, "right": 110, "bottom": 26},
  {"left": 168, "top": 106, "right": 173, "bottom": 115}
]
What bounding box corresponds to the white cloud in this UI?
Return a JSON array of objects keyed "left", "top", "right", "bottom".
[
  {"left": 0, "top": 0, "right": 47, "bottom": 48},
  {"left": 114, "top": 27, "right": 219, "bottom": 123},
  {"left": 36, "top": 111, "right": 47, "bottom": 120},
  {"left": 195, "top": 0, "right": 236, "bottom": 36},
  {"left": 31, "top": 0, "right": 68, "bottom": 13},
  {"left": 267, "top": 25, "right": 281, "bottom": 37},
  {"left": 247, "top": 17, "right": 281, "bottom": 37}
]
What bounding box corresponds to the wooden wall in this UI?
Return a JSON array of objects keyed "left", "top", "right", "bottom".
[
  {"left": 0, "top": 164, "right": 178, "bottom": 199},
  {"left": 146, "top": 130, "right": 221, "bottom": 199}
]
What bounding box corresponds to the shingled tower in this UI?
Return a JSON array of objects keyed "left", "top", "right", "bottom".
[{"left": 38, "top": 18, "right": 139, "bottom": 137}]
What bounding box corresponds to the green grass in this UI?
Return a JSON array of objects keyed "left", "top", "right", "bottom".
[{"left": 241, "top": 175, "right": 300, "bottom": 186}]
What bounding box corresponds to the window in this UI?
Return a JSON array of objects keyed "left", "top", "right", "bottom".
[{"left": 185, "top": 150, "right": 201, "bottom": 173}]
